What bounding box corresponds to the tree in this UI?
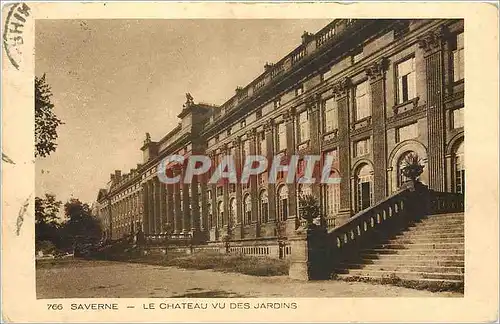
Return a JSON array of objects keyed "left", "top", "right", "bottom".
[
  {"left": 35, "top": 194, "right": 62, "bottom": 250},
  {"left": 35, "top": 74, "right": 63, "bottom": 158},
  {"left": 62, "top": 199, "right": 102, "bottom": 247}
]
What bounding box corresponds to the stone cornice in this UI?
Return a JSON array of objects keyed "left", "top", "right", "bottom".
[
  {"left": 365, "top": 57, "right": 388, "bottom": 82},
  {"left": 333, "top": 78, "right": 351, "bottom": 99},
  {"left": 305, "top": 94, "right": 321, "bottom": 112},
  {"left": 246, "top": 128, "right": 257, "bottom": 139},
  {"left": 417, "top": 26, "right": 448, "bottom": 54},
  {"left": 263, "top": 120, "right": 274, "bottom": 133},
  {"left": 283, "top": 107, "right": 296, "bottom": 123}
]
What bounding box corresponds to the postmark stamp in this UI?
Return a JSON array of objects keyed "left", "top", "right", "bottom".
[{"left": 3, "top": 2, "right": 30, "bottom": 69}]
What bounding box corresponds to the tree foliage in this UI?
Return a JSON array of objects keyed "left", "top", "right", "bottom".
[
  {"left": 35, "top": 195, "right": 103, "bottom": 253},
  {"left": 63, "top": 198, "right": 102, "bottom": 245},
  {"left": 35, "top": 74, "right": 63, "bottom": 158},
  {"left": 35, "top": 194, "right": 62, "bottom": 250}
]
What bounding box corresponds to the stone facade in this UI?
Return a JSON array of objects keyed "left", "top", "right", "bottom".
[{"left": 95, "top": 19, "right": 465, "bottom": 245}]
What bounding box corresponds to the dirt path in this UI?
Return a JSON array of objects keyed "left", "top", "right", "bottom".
[{"left": 36, "top": 260, "right": 462, "bottom": 298}]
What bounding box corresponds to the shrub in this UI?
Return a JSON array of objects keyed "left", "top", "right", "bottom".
[
  {"left": 401, "top": 152, "right": 425, "bottom": 181},
  {"left": 165, "top": 252, "right": 289, "bottom": 276}
]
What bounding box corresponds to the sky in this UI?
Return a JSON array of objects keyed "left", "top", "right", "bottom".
[{"left": 35, "top": 19, "right": 332, "bottom": 205}]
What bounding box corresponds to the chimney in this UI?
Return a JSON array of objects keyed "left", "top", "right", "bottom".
[
  {"left": 110, "top": 174, "right": 115, "bottom": 182},
  {"left": 115, "top": 170, "right": 122, "bottom": 181},
  {"left": 137, "top": 163, "right": 142, "bottom": 169}
]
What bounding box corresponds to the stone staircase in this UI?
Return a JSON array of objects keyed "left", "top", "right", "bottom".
[{"left": 334, "top": 212, "right": 464, "bottom": 284}]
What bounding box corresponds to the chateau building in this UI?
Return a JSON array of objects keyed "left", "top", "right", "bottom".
[{"left": 95, "top": 19, "right": 465, "bottom": 250}]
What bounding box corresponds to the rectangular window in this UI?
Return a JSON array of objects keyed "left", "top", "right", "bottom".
[
  {"left": 256, "top": 109, "right": 262, "bottom": 119},
  {"left": 396, "top": 57, "right": 416, "bottom": 104},
  {"left": 453, "top": 32, "right": 464, "bottom": 82},
  {"left": 355, "top": 138, "right": 370, "bottom": 157},
  {"left": 396, "top": 123, "right": 419, "bottom": 142},
  {"left": 298, "top": 110, "right": 310, "bottom": 143},
  {"left": 259, "top": 132, "right": 266, "bottom": 155},
  {"left": 322, "top": 69, "right": 333, "bottom": 81},
  {"left": 295, "top": 85, "right": 304, "bottom": 97},
  {"left": 274, "top": 98, "right": 281, "bottom": 109},
  {"left": 453, "top": 107, "right": 464, "bottom": 128},
  {"left": 352, "top": 50, "right": 364, "bottom": 64},
  {"left": 277, "top": 123, "right": 287, "bottom": 151},
  {"left": 227, "top": 128, "right": 232, "bottom": 136},
  {"left": 324, "top": 98, "right": 339, "bottom": 132},
  {"left": 355, "top": 81, "right": 370, "bottom": 120},
  {"left": 242, "top": 140, "right": 250, "bottom": 158}
]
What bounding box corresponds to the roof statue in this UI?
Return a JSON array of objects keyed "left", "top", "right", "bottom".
[
  {"left": 144, "top": 132, "right": 151, "bottom": 145},
  {"left": 184, "top": 92, "right": 195, "bottom": 108}
]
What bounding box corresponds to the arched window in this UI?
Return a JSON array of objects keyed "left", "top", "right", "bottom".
[
  {"left": 356, "top": 164, "right": 374, "bottom": 212},
  {"left": 277, "top": 185, "right": 289, "bottom": 221},
  {"left": 229, "top": 198, "right": 237, "bottom": 226},
  {"left": 325, "top": 182, "right": 340, "bottom": 218},
  {"left": 397, "top": 151, "right": 415, "bottom": 187},
  {"left": 454, "top": 141, "right": 465, "bottom": 194},
  {"left": 243, "top": 194, "right": 252, "bottom": 225},
  {"left": 260, "top": 190, "right": 269, "bottom": 223},
  {"left": 217, "top": 201, "right": 224, "bottom": 228}
]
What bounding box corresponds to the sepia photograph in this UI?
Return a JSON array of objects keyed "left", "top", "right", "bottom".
[{"left": 1, "top": 2, "right": 498, "bottom": 323}]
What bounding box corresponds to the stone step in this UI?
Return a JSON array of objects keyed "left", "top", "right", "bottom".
[
  {"left": 394, "top": 232, "right": 464, "bottom": 240},
  {"left": 426, "top": 212, "right": 464, "bottom": 217},
  {"left": 336, "top": 263, "right": 464, "bottom": 274},
  {"left": 412, "top": 218, "right": 465, "bottom": 226},
  {"left": 364, "top": 248, "right": 464, "bottom": 255},
  {"left": 336, "top": 273, "right": 464, "bottom": 284},
  {"left": 336, "top": 269, "right": 464, "bottom": 281},
  {"left": 374, "top": 242, "right": 464, "bottom": 250},
  {"left": 355, "top": 257, "right": 464, "bottom": 267},
  {"left": 387, "top": 237, "right": 464, "bottom": 244},
  {"left": 422, "top": 213, "right": 464, "bottom": 220},
  {"left": 405, "top": 226, "right": 464, "bottom": 234},
  {"left": 360, "top": 252, "right": 464, "bottom": 262},
  {"left": 407, "top": 222, "right": 464, "bottom": 230}
]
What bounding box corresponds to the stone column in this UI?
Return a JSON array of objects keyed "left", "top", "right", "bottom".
[
  {"left": 142, "top": 182, "right": 150, "bottom": 234},
  {"left": 190, "top": 175, "right": 201, "bottom": 240},
  {"left": 333, "top": 78, "right": 352, "bottom": 225},
  {"left": 366, "top": 58, "right": 388, "bottom": 202},
  {"left": 182, "top": 170, "right": 191, "bottom": 234},
  {"left": 166, "top": 182, "right": 174, "bottom": 233},
  {"left": 247, "top": 130, "right": 259, "bottom": 237},
  {"left": 284, "top": 108, "right": 298, "bottom": 237},
  {"left": 264, "top": 120, "right": 277, "bottom": 226},
  {"left": 154, "top": 178, "right": 161, "bottom": 234},
  {"left": 232, "top": 139, "right": 244, "bottom": 239},
  {"left": 159, "top": 181, "right": 166, "bottom": 233},
  {"left": 219, "top": 145, "right": 230, "bottom": 238},
  {"left": 306, "top": 95, "right": 321, "bottom": 197},
  {"left": 199, "top": 175, "right": 208, "bottom": 236},
  {"left": 209, "top": 152, "right": 218, "bottom": 241},
  {"left": 173, "top": 173, "right": 182, "bottom": 234},
  {"left": 418, "top": 27, "right": 447, "bottom": 191}
]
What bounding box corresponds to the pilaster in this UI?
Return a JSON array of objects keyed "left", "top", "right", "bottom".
[
  {"left": 418, "top": 27, "right": 447, "bottom": 191},
  {"left": 365, "top": 57, "right": 388, "bottom": 202},
  {"left": 333, "top": 77, "right": 352, "bottom": 215}
]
